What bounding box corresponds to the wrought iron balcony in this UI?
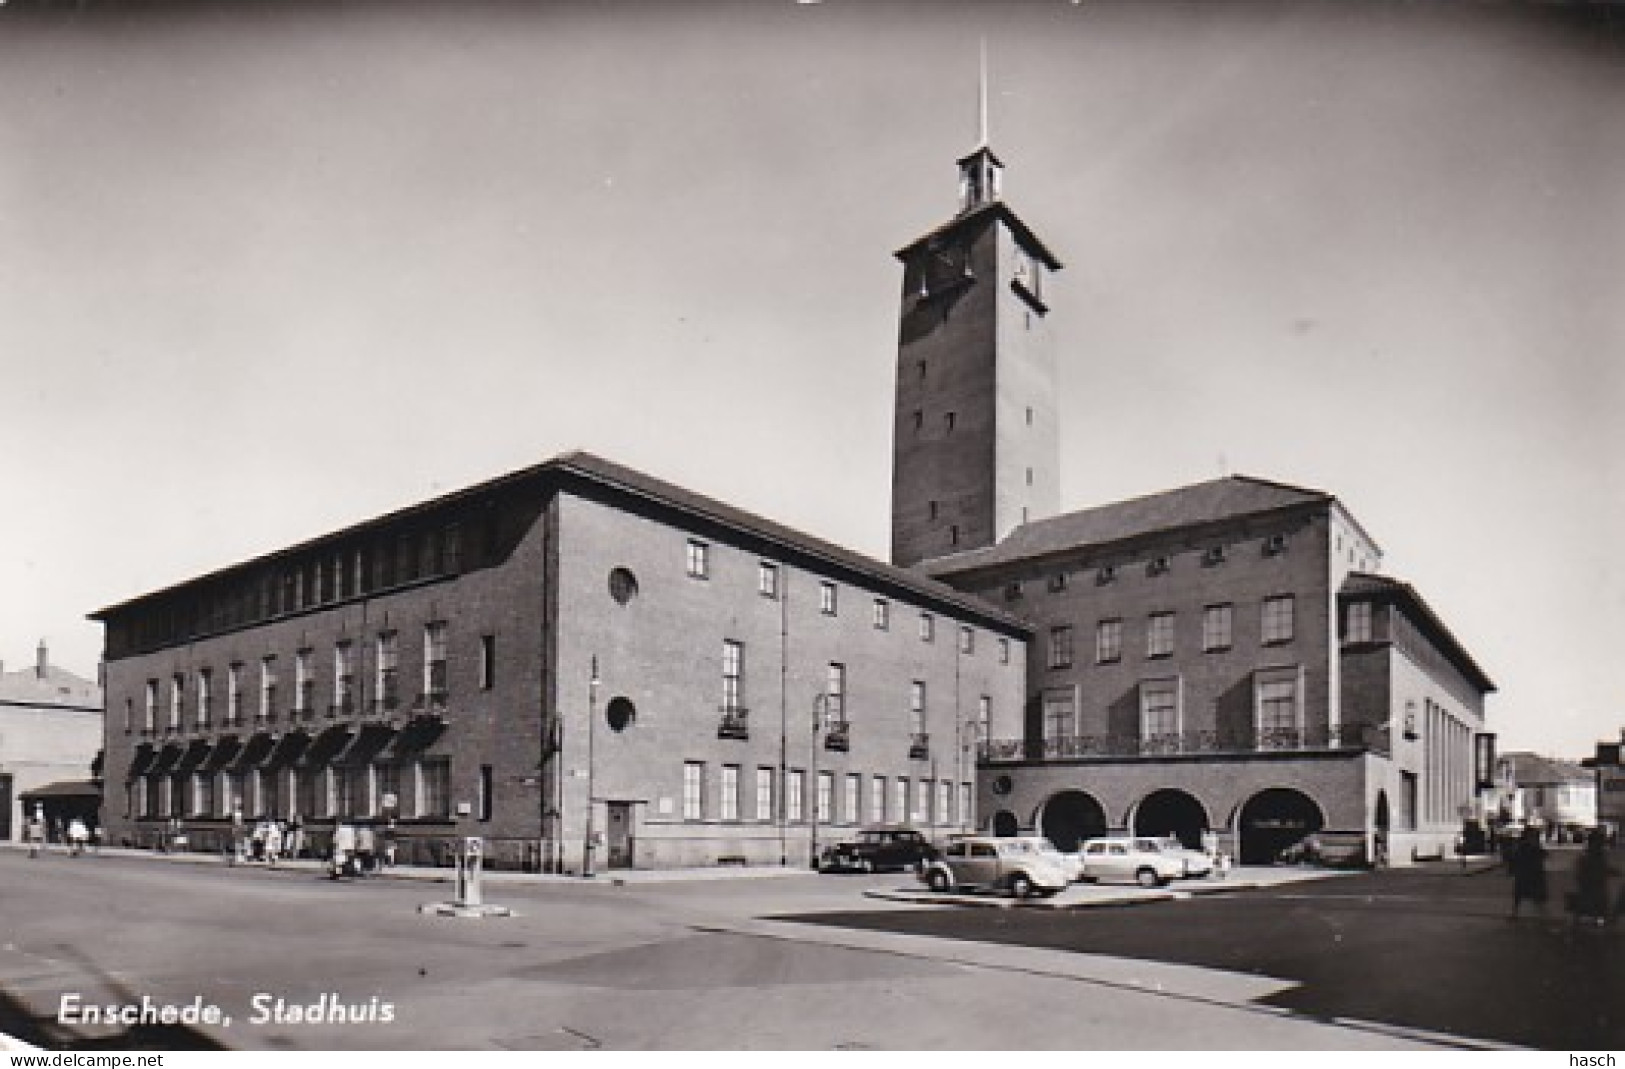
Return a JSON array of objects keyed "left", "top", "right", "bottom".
[
  {"left": 823, "top": 720, "right": 850, "bottom": 752},
  {"left": 980, "top": 723, "right": 1388, "bottom": 764},
  {"left": 412, "top": 689, "right": 450, "bottom": 714},
  {"left": 717, "top": 706, "right": 750, "bottom": 740},
  {"left": 908, "top": 732, "right": 930, "bottom": 760}
]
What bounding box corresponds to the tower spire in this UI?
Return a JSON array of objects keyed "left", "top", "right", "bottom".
[
  {"left": 978, "top": 36, "right": 989, "bottom": 149},
  {"left": 957, "top": 39, "right": 1002, "bottom": 213}
]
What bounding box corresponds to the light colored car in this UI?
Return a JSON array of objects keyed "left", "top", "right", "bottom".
[
  {"left": 1077, "top": 836, "right": 1184, "bottom": 887},
  {"left": 1011, "top": 835, "right": 1084, "bottom": 882},
  {"left": 919, "top": 836, "right": 1071, "bottom": 898},
  {"left": 1154, "top": 836, "right": 1214, "bottom": 878}
]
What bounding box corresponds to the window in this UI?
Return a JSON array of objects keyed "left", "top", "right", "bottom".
[
  {"left": 376, "top": 763, "right": 402, "bottom": 815},
  {"left": 914, "top": 779, "right": 930, "bottom": 823},
  {"left": 758, "top": 562, "right": 779, "bottom": 599},
  {"left": 196, "top": 670, "right": 212, "bottom": 728},
  {"left": 227, "top": 663, "right": 243, "bottom": 725},
  {"left": 686, "top": 540, "right": 709, "bottom": 579},
  {"left": 819, "top": 581, "right": 837, "bottom": 615},
  {"left": 1047, "top": 572, "right": 1067, "bottom": 593},
  {"left": 1042, "top": 689, "right": 1075, "bottom": 743},
  {"left": 919, "top": 613, "right": 935, "bottom": 642},
  {"left": 844, "top": 774, "right": 860, "bottom": 825},
  {"left": 1147, "top": 612, "right": 1175, "bottom": 658},
  {"left": 945, "top": 411, "right": 957, "bottom": 433},
  {"left": 1048, "top": 625, "right": 1074, "bottom": 669},
  {"left": 787, "top": 770, "right": 804, "bottom": 823},
  {"left": 872, "top": 775, "right": 886, "bottom": 824},
  {"left": 959, "top": 627, "right": 975, "bottom": 654},
  {"left": 259, "top": 656, "right": 278, "bottom": 722},
  {"left": 1005, "top": 581, "right": 1024, "bottom": 601},
  {"left": 418, "top": 758, "right": 451, "bottom": 818},
  {"left": 721, "top": 765, "right": 740, "bottom": 822},
  {"left": 169, "top": 675, "right": 183, "bottom": 730},
  {"left": 124, "top": 698, "right": 133, "bottom": 734},
  {"left": 825, "top": 662, "right": 846, "bottom": 725},
  {"left": 755, "top": 767, "right": 774, "bottom": 822},
  {"left": 479, "top": 635, "right": 496, "bottom": 690},
  {"left": 998, "top": 638, "right": 1010, "bottom": 665},
  {"left": 893, "top": 778, "right": 908, "bottom": 825},
  {"left": 909, "top": 681, "right": 927, "bottom": 737},
  {"left": 424, "top": 621, "right": 448, "bottom": 699},
  {"left": 977, "top": 695, "right": 992, "bottom": 740},
  {"left": 1262, "top": 595, "right": 1296, "bottom": 645},
  {"left": 1140, "top": 679, "right": 1181, "bottom": 751},
  {"left": 1255, "top": 668, "right": 1302, "bottom": 747},
  {"left": 376, "top": 632, "right": 399, "bottom": 711},
  {"left": 193, "top": 772, "right": 214, "bottom": 817},
  {"left": 479, "top": 764, "right": 493, "bottom": 822},
  {"left": 722, "top": 640, "right": 744, "bottom": 714},
  {"left": 334, "top": 642, "right": 355, "bottom": 715},
  {"left": 683, "top": 762, "right": 704, "bottom": 820},
  {"left": 1346, "top": 601, "right": 1373, "bottom": 644},
  {"left": 816, "top": 771, "right": 833, "bottom": 823},
  {"left": 1203, "top": 604, "right": 1233, "bottom": 652},
  {"left": 1094, "top": 619, "right": 1121, "bottom": 664},
  {"left": 294, "top": 649, "right": 314, "bottom": 716},
  {"left": 912, "top": 410, "right": 924, "bottom": 433},
  {"left": 872, "top": 598, "right": 889, "bottom": 630},
  {"left": 936, "top": 780, "right": 950, "bottom": 825}
]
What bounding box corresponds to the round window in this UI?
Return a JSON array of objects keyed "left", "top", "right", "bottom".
[
  {"left": 991, "top": 774, "right": 1014, "bottom": 797},
  {"left": 606, "top": 696, "right": 636, "bottom": 733},
  {"left": 607, "top": 567, "right": 639, "bottom": 605}
]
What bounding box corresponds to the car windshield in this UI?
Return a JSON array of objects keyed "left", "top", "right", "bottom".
[{"left": 1132, "top": 839, "right": 1164, "bottom": 852}]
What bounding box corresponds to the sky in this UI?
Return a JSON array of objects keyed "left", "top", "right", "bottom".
[{"left": 1, "top": 0, "right": 1621, "bottom": 759}]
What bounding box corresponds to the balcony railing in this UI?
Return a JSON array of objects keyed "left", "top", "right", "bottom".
[
  {"left": 717, "top": 707, "right": 749, "bottom": 740},
  {"left": 823, "top": 720, "right": 850, "bottom": 752},
  {"left": 981, "top": 723, "right": 1389, "bottom": 763},
  {"left": 908, "top": 732, "right": 930, "bottom": 760}
]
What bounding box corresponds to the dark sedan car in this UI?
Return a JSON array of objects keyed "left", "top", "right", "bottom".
[{"left": 819, "top": 826, "right": 937, "bottom": 873}]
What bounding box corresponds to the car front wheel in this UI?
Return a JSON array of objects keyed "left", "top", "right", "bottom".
[
  {"left": 1010, "top": 873, "right": 1035, "bottom": 899},
  {"left": 1136, "top": 867, "right": 1161, "bottom": 889},
  {"left": 927, "top": 869, "right": 951, "bottom": 893}
]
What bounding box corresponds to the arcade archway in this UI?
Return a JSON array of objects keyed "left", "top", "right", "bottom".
[
  {"left": 990, "top": 810, "right": 1020, "bottom": 837},
  {"left": 1131, "top": 788, "right": 1210, "bottom": 850},
  {"left": 1037, "top": 790, "right": 1108, "bottom": 852},
  {"left": 1238, "top": 787, "right": 1325, "bottom": 865}
]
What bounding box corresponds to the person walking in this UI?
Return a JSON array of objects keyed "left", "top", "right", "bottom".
[
  {"left": 331, "top": 822, "right": 357, "bottom": 879},
  {"left": 27, "top": 806, "right": 46, "bottom": 859},
  {"left": 264, "top": 820, "right": 285, "bottom": 868},
  {"left": 1570, "top": 829, "right": 1617, "bottom": 928},
  {"left": 67, "top": 817, "right": 89, "bottom": 857},
  {"left": 356, "top": 822, "right": 377, "bottom": 875},
  {"left": 1509, "top": 825, "right": 1548, "bottom": 919}
]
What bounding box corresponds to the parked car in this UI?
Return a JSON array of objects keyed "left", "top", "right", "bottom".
[
  {"left": 919, "top": 836, "right": 1070, "bottom": 898},
  {"left": 819, "top": 825, "right": 937, "bottom": 873},
  {"left": 1077, "top": 837, "right": 1184, "bottom": 887},
  {"left": 1278, "top": 831, "right": 1369, "bottom": 869},
  {"left": 1011, "top": 835, "right": 1085, "bottom": 881},
  {"left": 1154, "top": 836, "right": 1214, "bottom": 878}
]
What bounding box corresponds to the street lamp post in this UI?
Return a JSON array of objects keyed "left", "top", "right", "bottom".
[
  {"left": 582, "top": 656, "right": 600, "bottom": 878},
  {"left": 810, "top": 693, "right": 826, "bottom": 870}
]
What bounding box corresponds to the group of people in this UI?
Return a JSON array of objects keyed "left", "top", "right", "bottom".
[
  {"left": 224, "top": 810, "right": 398, "bottom": 878},
  {"left": 24, "top": 807, "right": 96, "bottom": 858},
  {"left": 1507, "top": 825, "right": 1622, "bottom": 927}
]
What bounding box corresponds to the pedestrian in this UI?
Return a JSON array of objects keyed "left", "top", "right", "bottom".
[
  {"left": 331, "top": 822, "right": 357, "bottom": 879},
  {"left": 1509, "top": 825, "right": 1548, "bottom": 919},
  {"left": 382, "top": 818, "right": 398, "bottom": 869},
  {"left": 27, "top": 806, "right": 46, "bottom": 859},
  {"left": 356, "top": 823, "right": 377, "bottom": 875},
  {"left": 289, "top": 817, "right": 305, "bottom": 861},
  {"left": 67, "top": 817, "right": 89, "bottom": 857},
  {"left": 230, "top": 805, "right": 245, "bottom": 866},
  {"left": 1569, "top": 830, "right": 1617, "bottom": 928},
  {"left": 1215, "top": 851, "right": 1231, "bottom": 880},
  {"left": 264, "top": 821, "right": 284, "bottom": 868},
  {"left": 250, "top": 821, "right": 267, "bottom": 862}
]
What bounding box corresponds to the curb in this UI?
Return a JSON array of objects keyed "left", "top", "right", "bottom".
[{"left": 864, "top": 874, "right": 1337, "bottom": 910}]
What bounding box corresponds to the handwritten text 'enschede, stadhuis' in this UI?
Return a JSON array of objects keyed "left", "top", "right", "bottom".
[{"left": 57, "top": 992, "right": 396, "bottom": 1029}]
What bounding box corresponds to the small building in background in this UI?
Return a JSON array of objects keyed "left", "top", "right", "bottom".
[
  {"left": 1490, "top": 751, "right": 1598, "bottom": 841},
  {"left": 0, "top": 641, "right": 104, "bottom": 840}
]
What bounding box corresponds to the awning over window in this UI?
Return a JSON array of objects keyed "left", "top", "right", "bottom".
[
  {"left": 302, "top": 725, "right": 354, "bottom": 768},
  {"left": 230, "top": 732, "right": 276, "bottom": 770},
  {"left": 264, "top": 730, "right": 311, "bottom": 771},
  {"left": 389, "top": 717, "right": 447, "bottom": 758},
  {"left": 149, "top": 743, "right": 184, "bottom": 776},
  {"left": 127, "top": 743, "right": 157, "bottom": 779},
  {"left": 19, "top": 780, "right": 102, "bottom": 802},
  {"left": 175, "top": 738, "right": 213, "bottom": 774},
  {"left": 333, "top": 723, "right": 395, "bottom": 768},
  {"left": 202, "top": 735, "right": 242, "bottom": 771}
]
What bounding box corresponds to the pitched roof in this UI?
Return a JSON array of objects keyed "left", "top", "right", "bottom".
[
  {"left": 0, "top": 663, "right": 102, "bottom": 708},
  {"left": 1339, "top": 572, "right": 1496, "bottom": 694},
  {"left": 1500, "top": 751, "right": 1592, "bottom": 786},
  {"left": 924, "top": 475, "right": 1333, "bottom": 577},
  {"left": 92, "top": 450, "right": 1030, "bottom": 638}
]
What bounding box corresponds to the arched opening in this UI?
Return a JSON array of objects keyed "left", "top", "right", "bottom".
[
  {"left": 1131, "top": 788, "right": 1210, "bottom": 850},
  {"left": 991, "top": 810, "right": 1020, "bottom": 837},
  {"left": 1037, "top": 790, "right": 1108, "bottom": 852},
  {"left": 1238, "top": 787, "right": 1325, "bottom": 865}
]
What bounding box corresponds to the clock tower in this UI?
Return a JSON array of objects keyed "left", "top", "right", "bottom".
[{"left": 890, "top": 137, "right": 1063, "bottom": 568}]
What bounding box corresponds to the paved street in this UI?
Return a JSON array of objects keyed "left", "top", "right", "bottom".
[{"left": 0, "top": 845, "right": 1615, "bottom": 1050}]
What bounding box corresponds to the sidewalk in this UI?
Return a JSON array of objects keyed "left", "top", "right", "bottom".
[{"left": 0, "top": 839, "right": 817, "bottom": 885}]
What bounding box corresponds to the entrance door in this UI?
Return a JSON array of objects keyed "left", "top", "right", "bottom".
[
  {"left": 0, "top": 775, "right": 11, "bottom": 841},
  {"left": 606, "top": 801, "right": 634, "bottom": 869}
]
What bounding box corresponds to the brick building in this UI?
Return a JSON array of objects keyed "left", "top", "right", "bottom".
[
  {"left": 896, "top": 135, "right": 1496, "bottom": 866},
  {"left": 93, "top": 453, "right": 1027, "bottom": 871}
]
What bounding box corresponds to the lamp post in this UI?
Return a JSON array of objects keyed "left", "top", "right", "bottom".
[
  {"left": 810, "top": 693, "right": 826, "bottom": 870},
  {"left": 582, "top": 656, "right": 600, "bottom": 878}
]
